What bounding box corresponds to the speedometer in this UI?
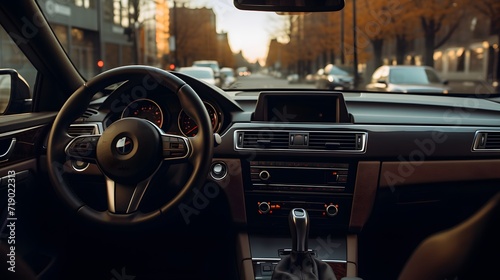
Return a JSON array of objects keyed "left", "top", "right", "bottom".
[
  {"left": 178, "top": 102, "right": 221, "bottom": 137},
  {"left": 121, "top": 99, "right": 164, "bottom": 127}
]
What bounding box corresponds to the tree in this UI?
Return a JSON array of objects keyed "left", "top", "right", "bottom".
[
  {"left": 473, "top": 0, "right": 500, "bottom": 81},
  {"left": 472, "top": 0, "right": 500, "bottom": 37},
  {"left": 171, "top": 7, "right": 218, "bottom": 66},
  {"left": 351, "top": 0, "right": 411, "bottom": 68},
  {"left": 411, "top": 0, "right": 466, "bottom": 66}
]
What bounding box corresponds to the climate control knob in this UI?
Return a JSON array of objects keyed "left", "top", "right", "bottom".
[
  {"left": 326, "top": 204, "right": 339, "bottom": 217},
  {"left": 258, "top": 202, "right": 271, "bottom": 214},
  {"left": 259, "top": 170, "right": 271, "bottom": 181}
]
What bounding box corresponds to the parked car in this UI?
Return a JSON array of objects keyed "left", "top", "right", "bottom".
[
  {"left": 287, "top": 73, "right": 299, "bottom": 84},
  {"left": 177, "top": 66, "right": 216, "bottom": 86},
  {"left": 316, "top": 64, "right": 354, "bottom": 90},
  {"left": 192, "top": 60, "right": 222, "bottom": 87},
  {"left": 220, "top": 67, "right": 236, "bottom": 88},
  {"left": 366, "top": 65, "right": 450, "bottom": 93}
]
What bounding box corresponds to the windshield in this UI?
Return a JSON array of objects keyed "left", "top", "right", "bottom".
[{"left": 38, "top": 0, "right": 498, "bottom": 94}]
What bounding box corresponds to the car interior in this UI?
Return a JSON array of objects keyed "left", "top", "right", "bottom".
[{"left": 1, "top": 1, "right": 500, "bottom": 280}]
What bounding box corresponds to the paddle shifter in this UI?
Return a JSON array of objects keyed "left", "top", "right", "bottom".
[{"left": 272, "top": 208, "right": 337, "bottom": 280}]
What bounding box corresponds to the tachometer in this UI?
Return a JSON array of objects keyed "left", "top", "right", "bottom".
[
  {"left": 121, "top": 99, "right": 164, "bottom": 127},
  {"left": 178, "top": 102, "right": 221, "bottom": 137}
]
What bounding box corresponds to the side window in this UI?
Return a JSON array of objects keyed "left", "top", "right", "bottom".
[{"left": 0, "top": 25, "right": 37, "bottom": 114}]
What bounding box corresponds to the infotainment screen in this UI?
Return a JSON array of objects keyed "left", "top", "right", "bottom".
[
  {"left": 266, "top": 95, "right": 337, "bottom": 122},
  {"left": 253, "top": 92, "right": 349, "bottom": 123}
]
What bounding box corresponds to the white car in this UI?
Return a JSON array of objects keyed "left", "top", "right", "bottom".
[
  {"left": 366, "top": 65, "right": 450, "bottom": 94},
  {"left": 177, "top": 66, "right": 216, "bottom": 86},
  {"left": 220, "top": 67, "right": 236, "bottom": 88}
]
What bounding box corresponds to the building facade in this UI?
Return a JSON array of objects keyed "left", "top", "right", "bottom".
[{"left": 36, "top": 0, "right": 170, "bottom": 78}]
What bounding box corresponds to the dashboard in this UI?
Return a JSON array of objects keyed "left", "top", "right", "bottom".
[{"left": 64, "top": 71, "right": 500, "bottom": 279}]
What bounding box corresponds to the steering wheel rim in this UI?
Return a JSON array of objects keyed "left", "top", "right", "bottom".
[{"left": 47, "top": 65, "right": 214, "bottom": 225}]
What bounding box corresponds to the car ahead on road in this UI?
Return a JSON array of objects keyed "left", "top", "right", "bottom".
[
  {"left": 177, "top": 66, "right": 216, "bottom": 86},
  {"left": 220, "top": 67, "right": 236, "bottom": 88},
  {"left": 192, "top": 60, "right": 222, "bottom": 87},
  {"left": 1, "top": 1, "right": 499, "bottom": 280},
  {"left": 366, "top": 65, "right": 450, "bottom": 94},
  {"left": 316, "top": 64, "right": 354, "bottom": 90},
  {"left": 236, "top": 66, "right": 251, "bottom": 76}
]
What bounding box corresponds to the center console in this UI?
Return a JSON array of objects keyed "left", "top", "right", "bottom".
[
  {"left": 233, "top": 92, "right": 364, "bottom": 279},
  {"left": 243, "top": 159, "right": 355, "bottom": 279},
  {"left": 245, "top": 160, "right": 354, "bottom": 232}
]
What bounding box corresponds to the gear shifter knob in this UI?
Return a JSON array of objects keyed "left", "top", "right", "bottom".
[{"left": 289, "top": 208, "right": 309, "bottom": 252}]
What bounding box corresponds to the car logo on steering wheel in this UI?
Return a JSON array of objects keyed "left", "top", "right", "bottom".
[{"left": 115, "top": 136, "right": 133, "bottom": 155}]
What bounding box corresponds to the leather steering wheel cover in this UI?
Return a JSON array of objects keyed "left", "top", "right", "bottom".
[
  {"left": 160, "top": 84, "right": 214, "bottom": 215},
  {"left": 47, "top": 65, "right": 213, "bottom": 225}
]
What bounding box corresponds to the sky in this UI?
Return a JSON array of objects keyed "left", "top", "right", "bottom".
[{"left": 192, "top": 0, "right": 288, "bottom": 64}]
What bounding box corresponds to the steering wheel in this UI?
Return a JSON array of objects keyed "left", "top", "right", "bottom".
[{"left": 47, "top": 66, "right": 214, "bottom": 225}]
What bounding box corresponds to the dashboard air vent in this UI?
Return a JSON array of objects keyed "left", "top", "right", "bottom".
[
  {"left": 473, "top": 131, "right": 500, "bottom": 151},
  {"left": 235, "top": 130, "right": 367, "bottom": 153},
  {"left": 237, "top": 131, "right": 290, "bottom": 149},
  {"left": 67, "top": 124, "right": 99, "bottom": 137},
  {"left": 309, "top": 132, "right": 364, "bottom": 151},
  {"left": 82, "top": 108, "right": 99, "bottom": 119}
]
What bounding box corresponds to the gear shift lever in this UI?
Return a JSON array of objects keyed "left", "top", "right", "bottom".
[
  {"left": 272, "top": 208, "right": 337, "bottom": 280},
  {"left": 290, "top": 208, "right": 309, "bottom": 252}
]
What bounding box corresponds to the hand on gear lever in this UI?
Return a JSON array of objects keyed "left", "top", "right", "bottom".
[{"left": 271, "top": 208, "right": 337, "bottom": 280}]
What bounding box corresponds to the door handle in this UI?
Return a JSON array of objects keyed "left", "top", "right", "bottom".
[{"left": 0, "top": 138, "right": 16, "bottom": 162}]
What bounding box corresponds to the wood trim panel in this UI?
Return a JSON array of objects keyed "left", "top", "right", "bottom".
[
  {"left": 349, "top": 161, "right": 380, "bottom": 232},
  {"left": 379, "top": 160, "right": 500, "bottom": 189},
  {"left": 236, "top": 232, "right": 255, "bottom": 280},
  {"left": 346, "top": 234, "right": 358, "bottom": 277}
]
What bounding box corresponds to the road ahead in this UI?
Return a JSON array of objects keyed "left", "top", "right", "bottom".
[{"left": 226, "top": 73, "right": 315, "bottom": 90}]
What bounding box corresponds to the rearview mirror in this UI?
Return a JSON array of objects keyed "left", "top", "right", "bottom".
[
  {"left": 234, "top": 0, "right": 345, "bottom": 12},
  {"left": 0, "top": 69, "right": 31, "bottom": 114}
]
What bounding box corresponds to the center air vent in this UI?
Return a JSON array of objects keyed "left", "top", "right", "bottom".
[
  {"left": 309, "top": 132, "right": 364, "bottom": 151},
  {"left": 235, "top": 130, "right": 367, "bottom": 153},
  {"left": 237, "top": 131, "right": 290, "bottom": 149},
  {"left": 473, "top": 131, "right": 500, "bottom": 151},
  {"left": 67, "top": 124, "right": 100, "bottom": 137}
]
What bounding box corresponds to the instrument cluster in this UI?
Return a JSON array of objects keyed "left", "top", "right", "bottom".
[{"left": 106, "top": 93, "right": 223, "bottom": 137}]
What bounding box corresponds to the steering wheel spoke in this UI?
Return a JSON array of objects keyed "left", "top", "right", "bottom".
[
  {"left": 161, "top": 134, "right": 190, "bottom": 162},
  {"left": 106, "top": 176, "right": 152, "bottom": 214},
  {"left": 65, "top": 135, "right": 100, "bottom": 162}
]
